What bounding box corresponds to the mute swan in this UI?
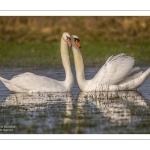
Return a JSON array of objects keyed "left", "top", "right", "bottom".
[
  {"left": 71, "top": 35, "right": 150, "bottom": 91},
  {"left": 0, "top": 32, "right": 74, "bottom": 93}
]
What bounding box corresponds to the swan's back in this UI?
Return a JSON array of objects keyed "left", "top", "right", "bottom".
[{"left": 10, "top": 72, "right": 65, "bottom": 92}]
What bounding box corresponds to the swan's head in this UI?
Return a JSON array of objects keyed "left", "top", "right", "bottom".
[
  {"left": 62, "top": 32, "right": 72, "bottom": 47},
  {"left": 72, "top": 35, "right": 81, "bottom": 48}
]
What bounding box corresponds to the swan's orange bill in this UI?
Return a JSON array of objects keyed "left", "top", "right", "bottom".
[
  {"left": 67, "top": 39, "right": 72, "bottom": 47},
  {"left": 75, "top": 40, "right": 81, "bottom": 48}
]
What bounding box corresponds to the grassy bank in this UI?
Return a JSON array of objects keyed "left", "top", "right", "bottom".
[
  {"left": 0, "top": 41, "right": 149, "bottom": 68},
  {"left": 0, "top": 16, "right": 150, "bottom": 67}
]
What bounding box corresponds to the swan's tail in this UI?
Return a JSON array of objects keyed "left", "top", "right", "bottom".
[
  {"left": 0, "top": 76, "right": 14, "bottom": 91},
  {"left": 0, "top": 76, "right": 30, "bottom": 93},
  {"left": 0, "top": 76, "right": 9, "bottom": 83},
  {"left": 119, "top": 68, "right": 150, "bottom": 90}
]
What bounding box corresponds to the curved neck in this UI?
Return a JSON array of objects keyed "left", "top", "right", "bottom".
[
  {"left": 60, "top": 38, "right": 74, "bottom": 90},
  {"left": 71, "top": 42, "right": 87, "bottom": 91}
]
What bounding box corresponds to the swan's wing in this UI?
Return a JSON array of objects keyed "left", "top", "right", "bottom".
[
  {"left": 93, "top": 53, "right": 135, "bottom": 85},
  {"left": 118, "top": 71, "right": 143, "bottom": 85},
  {"left": 10, "top": 72, "right": 60, "bottom": 90},
  {"left": 118, "top": 68, "right": 150, "bottom": 90}
]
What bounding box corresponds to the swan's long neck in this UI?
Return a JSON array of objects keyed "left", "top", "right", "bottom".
[
  {"left": 71, "top": 43, "right": 87, "bottom": 91},
  {"left": 61, "top": 38, "right": 74, "bottom": 90}
]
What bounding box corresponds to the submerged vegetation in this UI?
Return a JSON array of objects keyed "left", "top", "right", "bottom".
[{"left": 0, "top": 16, "right": 150, "bottom": 67}]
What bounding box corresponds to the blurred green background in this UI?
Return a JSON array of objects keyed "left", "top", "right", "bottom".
[{"left": 0, "top": 16, "right": 150, "bottom": 67}]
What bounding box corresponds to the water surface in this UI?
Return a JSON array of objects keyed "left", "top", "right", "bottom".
[{"left": 0, "top": 67, "right": 150, "bottom": 134}]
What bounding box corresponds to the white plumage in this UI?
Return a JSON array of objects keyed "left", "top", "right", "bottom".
[
  {"left": 93, "top": 53, "right": 135, "bottom": 84},
  {"left": 0, "top": 32, "right": 74, "bottom": 93},
  {"left": 71, "top": 35, "right": 150, "bottom": 92}
]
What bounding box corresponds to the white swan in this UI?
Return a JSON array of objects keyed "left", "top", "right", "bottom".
[
  {"left": 71, "top": 35, "right": 150, "bottom": 91},
  {"left": 0, "top": 32, "right": 74, "bottom": 93}
]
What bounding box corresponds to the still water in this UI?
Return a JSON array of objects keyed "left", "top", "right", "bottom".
[{"left": 0, "top": 67, "right": 150, "bottom": 134}]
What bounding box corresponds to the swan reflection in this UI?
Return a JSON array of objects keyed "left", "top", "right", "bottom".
[
  {"left": 75, "top": 91, "right": 150, "bottom": 132},
  {"left": 0, "top": 92, "right": 74, "bottom": 133},
  {"left": 0, "top": 91, "right": 150, "bottom": 133}
]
